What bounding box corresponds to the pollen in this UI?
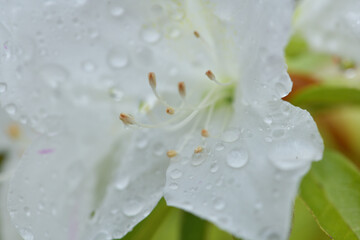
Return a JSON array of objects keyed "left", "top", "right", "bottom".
[
  {"left": 166, "top": 107, "right": 175, "bottom": 115},
  {"left": 201, "top": 129, "right": 209, "bottom": 138},
  {"left": 7, "top": 124, "right": 21, "bottom": 140},
  {"left": 119, "top": 113, "right": 135, "bottom": 125},
  {"left": 167, "top": 150, "right": 178, "bottom": 158},
  {"left": 205, "top": 70, "right": 216, "bottom": 81},
  {"left": 178, "top": 81, "right": 186, "bottom": 98},
  {"left": 194, "top": 146, "right": 203, "bottom": 154},
  {"left": 148, "top": 72, "right": 157, "bottom": 89},
  {"left": 194, "top": 31, "right": 200, "bottom": 38}
]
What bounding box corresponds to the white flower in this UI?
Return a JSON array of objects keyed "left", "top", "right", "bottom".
[
  {"left": 0, "top": 1, "right": 323, "bottom": 240},
  {"left": 295, "top": 0, "right": 360, "bottom": 63}
]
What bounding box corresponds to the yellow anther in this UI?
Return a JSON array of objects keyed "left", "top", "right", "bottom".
[
  {"left": 167, "top": 150, "right": 178, "bottom": 158},
  {"left": 119, "top": 113, "right": 135, "bottom": 125},
  {"left": 201, "top": 129, "right": 209, "bottom": 138},
  {"left": 205, "top": 70, "right": 216, "bottom": 81},
  {"left": 148, "top": 72, "right": 157, "bottom": 89},
  {"left": 194, "top": 146, "right": 203, "bottom": 154},
  {"left": 178, "top": 81, "right": 186, "bottom": 98},
  {"left": 7, "top": 124, "right": 21, "bottom": 140},
  {"left": 166, "top": 107, "right": 175, "bottom": 115},
  {"left": 194, "top": 31, "right": 200, "bottom": 38}
]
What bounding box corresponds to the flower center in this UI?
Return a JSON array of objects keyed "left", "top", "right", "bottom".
[{"left": 119, "top": 69, "right": 235, "bottom": 158}]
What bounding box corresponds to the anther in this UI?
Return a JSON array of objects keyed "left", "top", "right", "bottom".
[
  {"left": 205, "top": 70, "right": 216, "bottom": 81},
  {"left": 201, "top": 129, "right": 209, "bottom": 138},
  {"left": 194, "top": 146, "right": 203, "bottom": 154},
  {"left": 166, "top": 107, "right": 175, "bottom": 115},
  {"left": 167, "top": 150, "right": 178, "bottom": 158},
  {"left": 148, "top": 72, "right": 157, "bottom": 89},
  {"left": 178, "top": 82, "right": 186, "bottom": 99},
  {"left": 194, "top": 31, "right": 200, "bottom": 38},
  {"left": 119, "top": 113, "right": 135, "bottom": 125},
  {"left": 205, "top": 70, "right": 232, "bottom": 86},
  {"left": 7, "top": 124, "right": 21, "bottom": 140}
]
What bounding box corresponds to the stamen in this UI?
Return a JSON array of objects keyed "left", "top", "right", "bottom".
[
  {"left": 167, "top": 150, "right": 178, "bottom": 158},
  {"left": 7, "top": 124, "right": 21, "bottom": 140},
  {"left": 148, "top": 72, "right": 157, "bottom": 89},
  {"left": 119, "top": 113, "right": 135, "bottom": 125},
  {"left": 201, "top": 129, "right": 209, "bottom": 138},
  {"left": 194, "top": 31, "right": 200, "bottom": 38},
  {"left": 178, "top": 82, "right": 186, "bottom": 99},
  {"left": 194, "top": 146, "right": 203, "bottom": 153},
  {"left": 166, "top": 107, "right": 175, "bottom": 115},
  {"left": 205, "top": 70, "right": 232, "bottom": 86}
]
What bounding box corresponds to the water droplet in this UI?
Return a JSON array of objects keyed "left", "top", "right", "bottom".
[
  {"left": 226, "top": 148, "right": 248, "bottom": 168},
  {"left": 152, "top": 142, "right": 165, "bottom": 156},
  {"left": 107, "top": 47, "right": 129, "bottom": 69},
  {"left": 38, "top": 64, "right": 68, "bottom": 89},
  {"left": 109, "top": 87, "right": 123, "bottom": 102},
  {"left": 213, "top": 197, "right": 225, "bottom": 210},
  {"left": 109, "top": 6, "right": 124, "bottom": 18},
  {"left": 38, "top": 202, "right": 45, "bottom": 210},
  {"left": 115, "top": 176, "right": 129, "bottom": 190},
  {"left": 24, "top": 206, "right": 31, "bottom": 217},
  {"left": 82, "top": 60, "right": 96, "bottom": 72},
  {"left": 171, "top": 9, "right": 185, "bottom": 21},
  {"left": 19, "top": 228, "right": 34, "bottom": 240},
  {"left": 5, "top": 103, "right": 17, "bottom": 115},
  {"left": 136, "top": 136, "right": 148, "bottom": 149},
  {"left": 0, "top": 82, "right": 7, "bottom": 93},
  {"left": 215, "top": 142, "right": 225, "bottom": 151},
  {"left": 140, "top": 28, "right": 161, "bottom": 44},
  {"left": 169, "top": 183, "right": 178, "bottom": 190},
  {"left": 93, "top": 231, "right": 112, "bottom": 240},
  {"left": 261, "top": 229, "right": 281, "bottom": 240},
  {"left": 210, "top": 163, "right": 218, "bottom": 173},
  {"left": 222, "top": 128, "right": 240, "bottom": 143},
  {"left": 275, "top": 82, "right": 288, "bottom": 98},
  {"left": 122, "top": 198, "right": 143, "bottom": 217},
  {"left": 170, "top": 169, "right": 182, "bottom": 179},
  {"left": 264, "top": 117, "right": 272, "bottom": 125},
  {"left": 191, "top": 150, "right": 207, "bottom": 166}
]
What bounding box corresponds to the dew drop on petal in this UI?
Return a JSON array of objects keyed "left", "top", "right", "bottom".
[
  {"left": 109, "top": 88, "right": 123, "bottom": 102},
  {"left": 82, "top": 60, "right": 96, "bottom": 72},
  {"left": 115, "top": 176, "right": 129, "bottom": 190},
  {"left": 191, "top": 150, "right": 207, "bottom": 166},
  {"left": 226, "top": 148, "right": 248, "bottom": 169},
  {"left": 136, "top": 137, "right": 148, "bottom": 149},
  {"left": 222, "top": 128, "right": 240, "bottom": 143},
  {"left": 5, "top": 103, "right": 17, "bottom": 115},
  {"left": 109, "top": 6, "right": 124, "bottom": 18},
  {"left": 0, "top": 82, "right": 7, "bottom": 93},
  {"left": 24, "top": 206, "right": 31, "bottom": 217},
  {"left": 210, "top": 163, "right": 218, "bottom": 173},
  {"left": 19, "top": 228, "right": 34, "bottom": 240},
  {"left": 140, "top": 28, "right": 161, "bottom": 44},
  {"left": 152, "top": 142, "right": 165, "bottom": 156},
  {"left": 215, "top": 142, "right": 225, "bottom": 151},
  {"left": 122, "top": 198, "right": 143, "bottom": 217},
  {"left": 169, "top": 183, "right": 178, "bottom": 190},
  {"left": 213, "top": 197, "right": 226, "bottom": 210},
  {"left": 107, "top": 48, "right": 129, "bottom": 69},
  {"left": 170, "top": 169, "right": 182, "bottom": 179}
]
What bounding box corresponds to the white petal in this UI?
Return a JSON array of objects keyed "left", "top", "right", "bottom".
[
  {"left": 164, "top": 101, "right": 323, "bottom": 240},
  {"left": 295, "top": 0, "right": 360, "bottom": 63},
  {"left": 0, "top": 0, "right": 218, "bottom": 133},
  {"left": 83, "top": 128, "right": 174, "bottom": 239},
  {"left": 198, "top": 0, "right": 295, "bottom": 103}
]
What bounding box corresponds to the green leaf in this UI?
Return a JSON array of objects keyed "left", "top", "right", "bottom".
[
  {"left": 180, "top": 212, "right": 207, "bottom": 240},
  {"left": 289, "top": 198, "right": 330, "bottom": 240},
  {"left": 289, "top": 86, "right": 360, "bottom": 111},
  {"left": 300, "top": 149, "right": 360, "bottom": 239}
]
